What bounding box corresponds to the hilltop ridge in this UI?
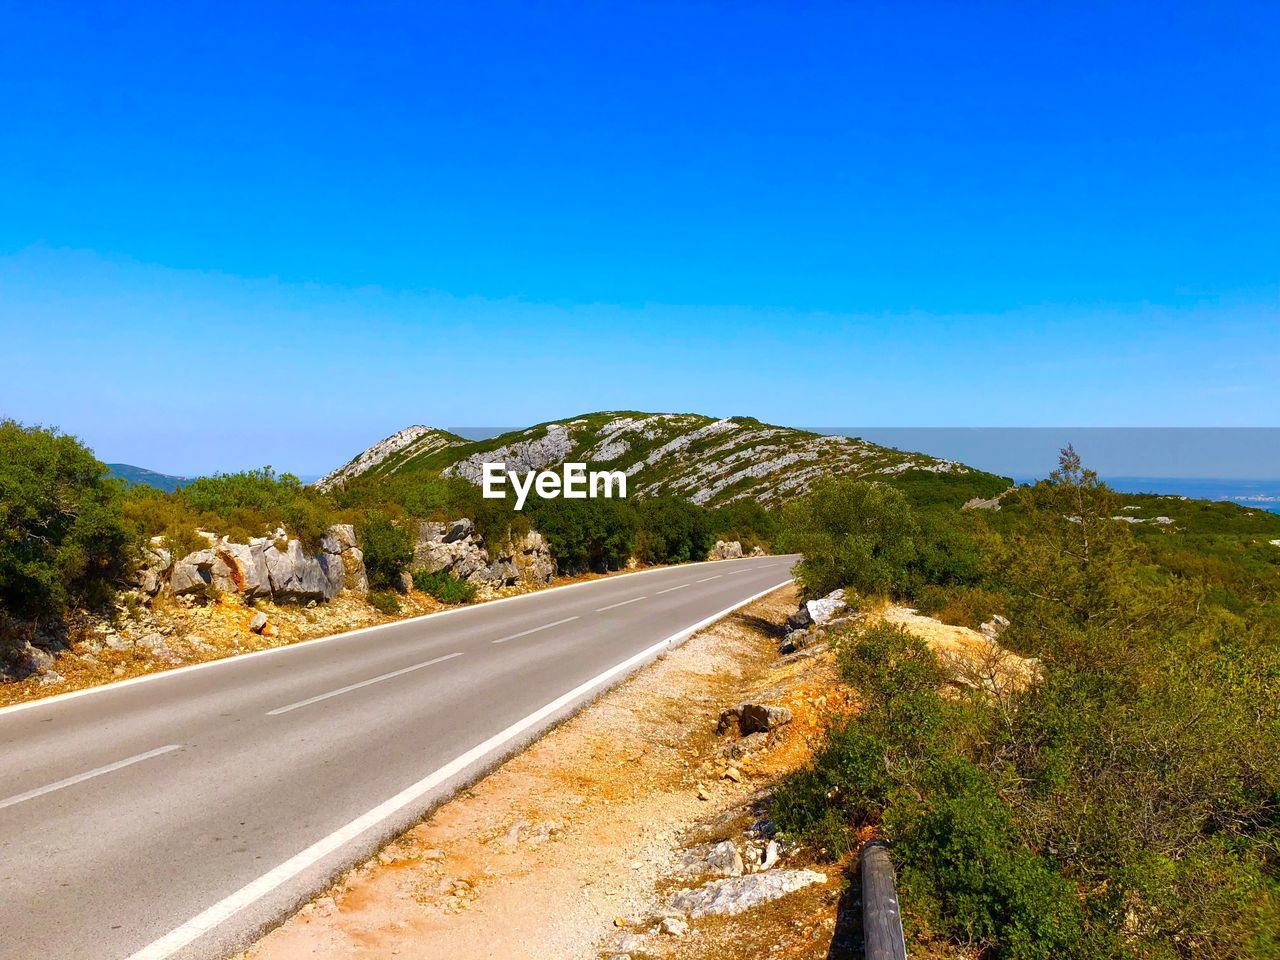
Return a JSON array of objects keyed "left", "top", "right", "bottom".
[{"left": 318, "top": 411, "right": 1003, "bottom": 507}]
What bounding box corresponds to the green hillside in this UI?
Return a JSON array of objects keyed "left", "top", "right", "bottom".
[
  {"left": 319, "top": 411, "right": 1011, "bottom": 509},
  {"left": 106, "top": 463, "right": 191, "bottom": 493}
]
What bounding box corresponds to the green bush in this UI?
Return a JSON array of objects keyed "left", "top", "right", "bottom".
[
  {"left": 358, "top": 512, "right": 413, "bottom": 591},
  {"left": 0, "top": 420, "right": 130, "bottom": 618},
  {"left": 890, "top": 764, "right": 1088, "bottom": 960},
  {"left": 367, "top": 589, "right": 401, "bottom": 615},
  {"left": 527, "top": 498, "right": 637, "bottom": 574},
  {"left": 634, "top": 496, "right": 714, "bottom": 565},
  {"left": 709, "top": 500, "right": 779, "bottom": 552},
  {"left": 412, "top": 569, "right": 476, "bottom": 604},
  {"left": 178, "top": 467, "right": 332, "bottom": 549},
  {"left": 776, "top": 478, "right": 919, "bottom": 597}
]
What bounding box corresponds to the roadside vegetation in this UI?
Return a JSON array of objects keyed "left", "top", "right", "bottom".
[
  {"left": 773, "top": 448, "right": 1280, "bottom": 959},
  {"left": 0, "top": 416, "right": 1016, "bottom": 637}
]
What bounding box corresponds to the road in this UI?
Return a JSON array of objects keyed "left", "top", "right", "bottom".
[{"left": 0, "top": 555, "right": 795, "bottom": 960}]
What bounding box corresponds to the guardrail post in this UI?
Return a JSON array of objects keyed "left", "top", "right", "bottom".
[{"left": 861, "top": 840, "right": 907, "bottom": 960}]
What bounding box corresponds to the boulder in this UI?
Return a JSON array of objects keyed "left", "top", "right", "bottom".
[
  {"left": 980, "top": 613, "right": 1011, "bottom": 640},
  {"left": 674, "top": 841, "right": 743, "bottom": 878},
  {"left": 214, "top": 542, "right": 272, "bottom": 598},
  {"left": 170, "top": 549, "right": 236, "bottom": 596},
  {"left": 749, "top": 545, "right": 766, "bottom": 557},
  {"left": 132, "top": 547, "right": 173, "bottom": 596},
  {"left": 668, "top": 870, "right": 825, "bottom": 917},
  {"left": 719, "top": 702, "right": 793, "bottom": 735},
  {"left": 322, "top": 523, "right": 358, "bottom": 553},
  {"left": 787, "top": 588, "right": 847, "bottom": 631},
  {"left": 659, "top": 917, "right": 688, "bottom": 937},
  {"left": 709, "top": 540, "right": 743, "bottom": 560},
  {"left": 511, "top": 529, "right": 555, "bottom": 584},
  {"left": 342, "top": 548, "right": 369, "bottom": 595},
  {"left": 445, "top": 518, "right": 474, "bottom": 543},
  {"left": 264, "top": 540, "right": 342, "bottom": 602},
  {"left": 248, "top": 612, "right": 269, "bottom": 634},
  {"left": 21, "top": 642, "right": 56, "bottom": 674}
]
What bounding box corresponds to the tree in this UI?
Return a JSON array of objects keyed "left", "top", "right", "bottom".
[
  {"left": 635, "top": 496, "right": 714, "bottom": 565},
  {"left": 0, "top": 420, "right": 130, "bottom": 618},
  {"left": 777, "top": 478, "right": 919, "bottom": 597},
  {"left": 358, "top": 511, "right": 413, "bottom": 591},
  {"left": 1000, "top": 445, "right": 1139, "bottom": 629}
]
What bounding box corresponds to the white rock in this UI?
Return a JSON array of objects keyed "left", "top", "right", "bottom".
[
  {"left": 659, "top": 916, "right": 688, "bottom": 936},
  {"left": 669, "top": 869, "right": 825, "bottom": 917}
]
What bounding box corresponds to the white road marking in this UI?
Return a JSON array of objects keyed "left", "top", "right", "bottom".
[
  {"left": 124, "top": 578, "right": 792, "bottom": 960},
  {"left": 0, "top": 744, "right": 181, "bottom": 812},
  {"left": 695, "top": 575, "right": 721, "bottom": 583},
  {"left": 267, "top": 653, "right": 464, "bottom": 716},
  {"left": 492, "top": 616, "right": 579, "bottom": 644},
  {"left": 656, "top": 583, "right": 690, "bottom": 595},
  {"left": 596, "top": 596, "right": 647, "bottom": 612}
]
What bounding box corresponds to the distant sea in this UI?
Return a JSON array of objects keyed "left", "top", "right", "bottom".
[{"left": 1011, "top": 476, "right": 1280, "bottom": 514}]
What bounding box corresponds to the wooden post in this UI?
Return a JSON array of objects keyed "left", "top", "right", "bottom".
[{"left": 861, "top": 841, "right": 907, "bottom": 960}]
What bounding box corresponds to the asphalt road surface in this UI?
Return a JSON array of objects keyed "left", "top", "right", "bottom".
[{"left": 0, "top": 555, "right": 796, "bottom": 960}]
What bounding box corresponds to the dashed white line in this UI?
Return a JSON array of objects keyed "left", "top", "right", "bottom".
[
  {"left": 695, "top": 575, "right": 721, "bottom": 583},
  {"left": 0, "top": 744, "right": 181, "bottom": 812},
  {"left": 656, "top": 583, "right": 690, "bottom": 595},
  {"left": 492, "top": 616, "right": 580, "bottom": 644},
  {"left": 267, "top": 653, "right": 464, "bottom": 716},
  {"left": 596, "top": 596, "right": 647, "bottom": 612}
]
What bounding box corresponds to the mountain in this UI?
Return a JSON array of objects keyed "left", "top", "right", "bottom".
[
  {"left": 106, "top": 463, "right": 192, "bottom": 492},
  {"left": 317, "top": 412, "right": 1008, "bottom": 508},
  {"left": 317, "top": 425, "right": 468, "bottom": 490}
]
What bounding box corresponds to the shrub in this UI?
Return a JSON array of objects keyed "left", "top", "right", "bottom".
[
  {"left": 0, "top": 420, "right": 130, "bottom": 618},
  {"left": 527, "top": 498, "right": 637, "bottom": 574},
  {"left": 358, "top": 512, "right": 413, "bottom": 591},
  {"left": 890, "top": 764, "right": 1087, "bottom": 960},
  {"left": 367, "top": 589, "right": 401, "bottom": 615},
  {"left": 634, "top": 496, "right": 714, "bottom": 565},
  {"left": 776, "top": 478, "right": 919, "bottom": 597},
  {"left": 178, "top": 467, "right": 332, "bottom": 549},
  {"left": 412, "top": 569, "right": 476, "bottom": 604},
  {"left": 709, "top": 500, "right": 779, "bottom": 552}
]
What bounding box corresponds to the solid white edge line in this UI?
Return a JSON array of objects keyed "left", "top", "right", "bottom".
[
  {"left": 655, "top": 583, "right": 690, "bottom": 595},
  {"left": 266, "top": 653, "right": 464, "bottom": 716},
  {"left": 123, "top": 577, "right": 793, "bottom": 960},
  {"left": 0, "top": 744, "right": 181, "bottom": 812},
  {"left": 491, "top": 616, "right": 579, "bottom": 645},
  {"left": 595, "top": 596, "right": 646, "bottom": 612},
  {"left": 0, "top": 556, "right": 797, "bottom": 720}
]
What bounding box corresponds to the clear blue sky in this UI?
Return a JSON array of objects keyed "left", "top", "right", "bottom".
[{"left": 1, "top": 2, "right": 1277, "bottom": 474}]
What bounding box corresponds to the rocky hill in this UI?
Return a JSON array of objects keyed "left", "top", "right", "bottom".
[
  {"left": 317, "top": 425, "right": 467, "bottom": 490},
  {"left": 318, "top": 411, "right": 1004, "bottom": 507},
  {"left": 107, "top": 463, "right": 192, "bottom": 492}
]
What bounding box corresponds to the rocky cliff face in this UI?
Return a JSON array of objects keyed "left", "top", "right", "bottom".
[{"left": 323, "top": 411, "right": 986, "bottom": 508}]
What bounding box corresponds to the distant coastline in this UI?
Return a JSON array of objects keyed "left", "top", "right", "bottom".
[{"left": 1011, "top": 475, "right": 1280, "bottom": 514}]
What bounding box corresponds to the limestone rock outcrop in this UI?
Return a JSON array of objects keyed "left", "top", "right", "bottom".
[
  {"left": 411, "top": 521, "right": 555, "bottom": 587},
  {"left": 163, "top": 524, "right": 366, "bottom": 604}
]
